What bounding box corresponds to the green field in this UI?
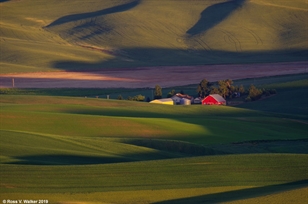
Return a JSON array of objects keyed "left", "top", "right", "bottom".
[
  {"left": 1, "top": 76, "right": 308, "bottom": 203},
  {"left": 1, "top": 0, "right": 307, "bottom": 73},
  {"left": 1, "top": 0, "right": 308, "bottom": 203}
]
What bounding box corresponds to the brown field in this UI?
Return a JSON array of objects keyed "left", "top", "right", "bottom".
[{"left": 0, "top": 62, "right": 307, "bottom": 88}]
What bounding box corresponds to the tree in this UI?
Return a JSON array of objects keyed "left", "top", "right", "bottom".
[
  {"left": 210, "top": 87, "right": 220, "bottom": 94},
  {"left": 218, "top": 79, "right": 234, "bottom": 98},
  {"left": 218, "top": 80, "right": 228, "bottom": 98},
  {"left": 238, "top": 84, "right": 245, "bottom": 94},
  {"left": 167, "top": 89, "right": 176, "bottom": 98},
  {"left": 154, "top": 85, "right": 162, "bottom": 99},
  {"left": 248, "top": 84, "right": 263, "bottom": 101},
  {"left": 127, "top": 94, "right": 145, "bottom": 101},
  {"left": 134, "top": 94, "right": 145, "bottom": 101},
  {"left": 197, "top": 79, "right": 210, "bottom": 97},
  {"left": 117, "top": 95, "right": 123, "bottom": 100}
]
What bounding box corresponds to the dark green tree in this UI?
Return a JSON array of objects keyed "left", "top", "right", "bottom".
[
  {"left": 154, "top": 85, "right": 162, "bottom": 99},
  {"left": 197, "top": 79, "right": 210, "bottom": 97},
  {"left": 248, "top": 84, "right": 263, "bottom": 101},
  {"left": 218, "top": 80, "right": 228, "bottom": 98},
  {"left": 134, "top": 94, "right": 145, "bottom": 101},
  {"left": 117, "top": 94, "right": 123, "bottom": 100},
  {"left": 218, "top": 79, "right": 234, "bottom": 98},
  {"left": 238, "top": 84, "right": 245, "bottom": 94},
  {"left": 167, "top": 89, "right": 176, "bottom": 98},
  {"left": 210, "top": 87, "right": 220, "bottom": 94},
  {"left": 127, "top": 95, "right": 146, "bottom": 101}
]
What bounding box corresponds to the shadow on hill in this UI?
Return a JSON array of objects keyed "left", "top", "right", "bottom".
[
  {"left": 61, "top": 105, "right": 261, "bottom": 119},
  {"left": 6, "top": 151, "right": 182, "bottom": 165},
  {"left": 124, "top": 139, "right": 227, "bottom": 156},
  {"left": 51, "top": 47, "right": 308, "bottom": 71},
  {"left": 45, "top": 0, "right": 140, "bottom": 28},
  {"left": 154, "top": 180, "right": 308, "bottom": 204},
  {"left": 124, "top": 138, "right": 308, "bottom": 157},
  {"left": 4, "top": 140, "right": 308, "bottom": 166},
  {"left": 187, "top": 0, "right": 246, "bottom": 36},
  {"left": 7, "top": 155, "right": 130, "bottom": 165}
]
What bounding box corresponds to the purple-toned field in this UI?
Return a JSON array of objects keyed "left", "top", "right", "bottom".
[{"left": 1, "top": 62, "right": 307, "bottom": 88}]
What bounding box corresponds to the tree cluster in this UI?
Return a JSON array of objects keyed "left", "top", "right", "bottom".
[
  {"left": 127, "top": 94, "right": 146, "bottom": 101},
  {"left": 117, "top": 84, "right": 164, "bottom": 102},
  {"left": 245, "top": 85, "right": 276, "bottom": 102},
  {"left": 117, "top": 94, "right": 146, "bottom": 101},
  {"left": 197, "top": 78, "right": 276, "bottom": 102},
  {"left": 197, "top": 78, "right": 245, "bottom": 98}
]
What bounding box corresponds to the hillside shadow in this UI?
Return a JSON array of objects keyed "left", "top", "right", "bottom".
[
  {"left": 6, "top": 152, "right": 181, "bottom": 165},
  {"left": 45, "top": 0, "right": 140, "bottom": 28},
  {"left": 7, "top": 155, "right": 130, "bottom": 165},
  {"left": 122, "top": 138, "right": 308, "bottom": 157},
  {"left": 61, "top": 106, "right": 260, "bottom": 119},
  {"left": 187, "top": 0, "right": 246, "bottom": 36},
  {"left": 154, "top": 180, "right": 308, "bottom": 204},
  {"left": 4, "top": 139, "right": 308, "bottom": 166},
  {"left": 52, "top": 48, "right": 308, "bottom": 72}
]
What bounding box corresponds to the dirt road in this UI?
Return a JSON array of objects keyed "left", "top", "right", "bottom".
[{"left": 0, "top": 62, "right": 307, "bottom": 88}]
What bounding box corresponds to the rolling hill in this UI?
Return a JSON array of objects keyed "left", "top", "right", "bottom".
[
  {"left": 1, "top": 89, "right": 308, "bottom": 203},
  {"left": 0, "top": 77, "right": 307, "bottom": 203},
  {"left": 1, "top": 1, "right": 308, "bottom": 202},
  {"left": 0, "top": 0, "right": 307, "bottom": 73}
]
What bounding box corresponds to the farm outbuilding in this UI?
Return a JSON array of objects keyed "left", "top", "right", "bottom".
[
  {"left": 193, "top": 97, "right": 202, "bottom": 104},
  {"left": 171, "top": 93, "right": 194, "bottom": 104},
  {"left": 202, "top": 94, "right": 226, "bottom": 105},
  {"left": 180, "top": 98, "right": 191, "bottom": 105},
  {"left": 150, "top": 98, "right": 174, "bottom": 105}
]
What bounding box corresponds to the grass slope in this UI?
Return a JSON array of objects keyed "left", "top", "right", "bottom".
[
  {"left": 238, "top": 78, "right": 308, "bottom": 119},
  {"left": 0, "top": 130, "right": 184, "bottom": 165},
  {"left": 1, "top": 0, "right": 307, "bottom": 73},
  {"left": 1, "top": 95, "right": 307, "bottom": 145},
  {"left": 1, "top": 154, "right": 307, "bottom": 203},
  {"left": 0, "top": 77, "right": 307, "bottom": 203}
]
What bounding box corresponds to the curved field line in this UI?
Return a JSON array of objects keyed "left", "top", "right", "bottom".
[
  {"left": 242, "top": 26, "right": 263, "bottom": 45},
  {"left": 192, "top": 38, "right": 212, "bottom": 51},
  {"left": 199, "top": 38, "right": 212, "bottom": 51},
  {"left": 250, "top": 0, "right": 308, "bottom": 11},
  {"left": 221, "top": 29, "right": 242, "bottom": 52}
]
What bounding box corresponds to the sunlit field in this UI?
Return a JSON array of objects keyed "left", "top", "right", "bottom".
[
  {"left": 0, "top": 0, "right": 307, "bottom": 203},
  {"left": 1, "top": 0, "right": 307, "bottom": 73},
  {"left": 1, "top": 76, "right": 307, "bottom": 203}
]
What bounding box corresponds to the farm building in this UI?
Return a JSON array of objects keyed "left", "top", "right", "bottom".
[
  {"left": 171, "top": 93, "right": 194, "bottom": 104},
  {"left": 202, "top": 94, "right": 226, "bottom": 105},
  {"left": 193, "top": 97, "right": 202, "bottom": 104},
  {"left": 180, "top": 98, "right": 191, "bottom": 105},
  {"left": 150, "top": 98, "right": 174, "bottom": 105}
]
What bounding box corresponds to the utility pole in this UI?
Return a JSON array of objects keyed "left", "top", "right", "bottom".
[{"left": 12, "top": 78, "right": 15, "bottom": 88}]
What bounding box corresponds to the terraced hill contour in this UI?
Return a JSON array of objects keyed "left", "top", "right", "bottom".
[{"left": 0, "top": 0, "right": 307, "bottom": 73}]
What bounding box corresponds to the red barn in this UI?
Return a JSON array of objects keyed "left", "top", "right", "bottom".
[{"left": 202, "top": 94, "right": 226, "bottom": 105}]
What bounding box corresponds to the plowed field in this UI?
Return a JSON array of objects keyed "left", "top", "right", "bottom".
[{"left": 0, "top": 62, "right": 307, "bottom": 88}]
